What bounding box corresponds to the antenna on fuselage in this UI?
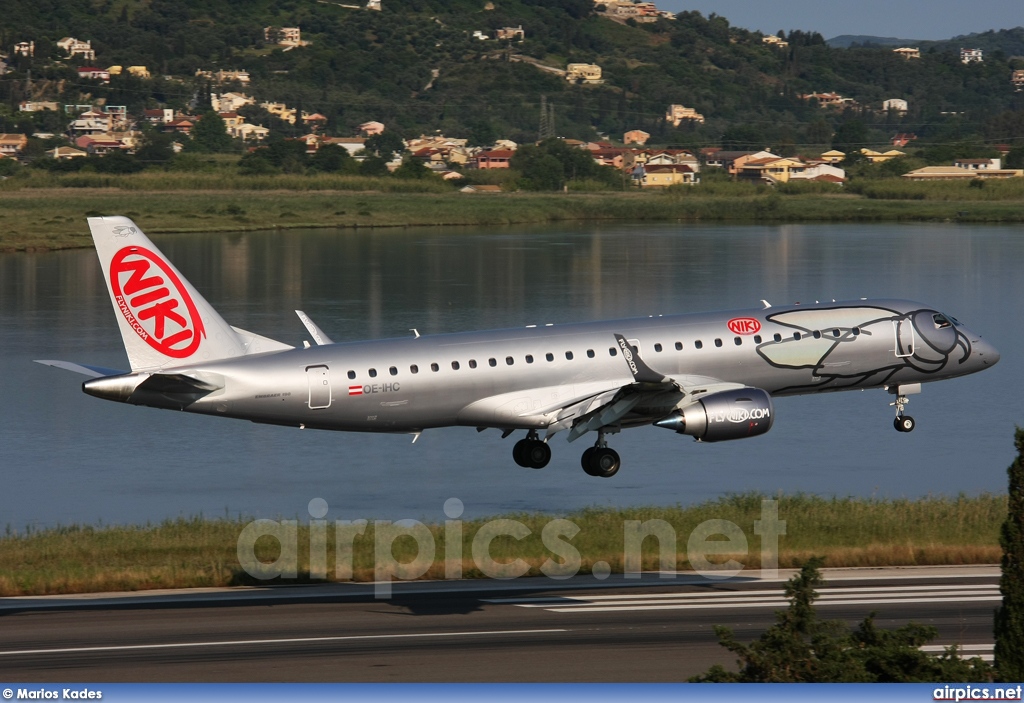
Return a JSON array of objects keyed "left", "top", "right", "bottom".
[
  {"left": 761, "top": 299, "right": 772, "bottom": 308},
  {"left": 410, "top": 329, "right": 420, "bottom": 338}
]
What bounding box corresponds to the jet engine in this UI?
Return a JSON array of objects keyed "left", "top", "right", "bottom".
[{"left": 654, "top": 388, "right": 774, "bottom": 442}]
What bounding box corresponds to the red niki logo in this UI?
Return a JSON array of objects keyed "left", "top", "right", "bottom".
[
  {"left": 109, "top": 246, "right": 205, "bottom": 358},
  {"left": 727, "top": 317, "right": 761, "bottom": 335}
]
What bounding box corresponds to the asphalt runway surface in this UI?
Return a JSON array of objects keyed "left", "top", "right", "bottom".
[{"left": 0, "top": 566, "right": 999, "bottom": 682}]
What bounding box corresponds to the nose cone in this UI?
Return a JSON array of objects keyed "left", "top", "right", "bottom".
[{"left": 973, "top": 338, "right": 1000, "bottom": 368}]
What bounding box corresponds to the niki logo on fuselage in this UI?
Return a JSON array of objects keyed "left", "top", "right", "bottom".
[{"left": 109, "top": 246, "right": 205, "bottom": 358}]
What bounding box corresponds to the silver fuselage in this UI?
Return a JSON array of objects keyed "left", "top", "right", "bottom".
[{"left": 94, "top": 299, "right": 997, "bottom": 435}]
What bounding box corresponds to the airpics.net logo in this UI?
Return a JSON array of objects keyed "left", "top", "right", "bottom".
[{"left": 236, "top": 498, "right": 786, "bottom": 598}]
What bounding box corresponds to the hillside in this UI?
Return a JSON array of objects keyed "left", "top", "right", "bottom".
[{"left": 1, "top": 1, "right": 1023, "bottom": 150}]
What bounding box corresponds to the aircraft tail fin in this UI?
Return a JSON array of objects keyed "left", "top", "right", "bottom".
[{"left": 88, "top": 216, "right": 269, "bottom": 371}]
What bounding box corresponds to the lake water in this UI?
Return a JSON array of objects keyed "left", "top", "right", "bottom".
[{"left": 1, "top": 222, "right": 1021, "bottom": 529}]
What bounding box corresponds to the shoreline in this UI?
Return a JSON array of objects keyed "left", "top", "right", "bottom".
[{"left": 2, "top": 187, "right": 1023, "bottom": 252}]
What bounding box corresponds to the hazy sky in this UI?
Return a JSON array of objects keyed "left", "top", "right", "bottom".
[{"left": 659, "top": 1, "right": 1024, "bottom": 41}]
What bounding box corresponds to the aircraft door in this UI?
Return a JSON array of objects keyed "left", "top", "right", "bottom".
[
  {"left": 892, "top": 319, "right": 915, "bottom": 358},
  {"left": 306, "top": 365, "right": 332, "bottom": 409}
]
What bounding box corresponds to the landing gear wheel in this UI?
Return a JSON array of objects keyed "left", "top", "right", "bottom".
[
  {"left": 895, "top": 415, "right": 916, "bottom": 433},
  {"left": 514, "top": 438, "right": 551, "bottom": 468},
  {"left": 581, "top": 447, "right": 597, "bottom": 476},
  {"left": 587, "top": 447, "right": 621, "bottom": 478}
]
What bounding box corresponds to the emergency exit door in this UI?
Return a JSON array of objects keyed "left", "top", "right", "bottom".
[{"left": 306, "top": 365, "right": 331, "bottom": 409}]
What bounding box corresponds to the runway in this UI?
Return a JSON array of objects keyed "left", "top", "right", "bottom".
[{"left": 0, "top": 566, "right": 999, "bottom": 682}]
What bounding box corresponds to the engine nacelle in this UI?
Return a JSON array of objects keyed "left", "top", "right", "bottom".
[{"left": 654, "top": 388, "right": 774, "bottom": 442}]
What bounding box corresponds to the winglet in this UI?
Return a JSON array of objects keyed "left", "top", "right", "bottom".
[
  {"left": 295, "top": 310, "right": 334, "bottom": 345},
  {"left": 613, "top": 334, "right": 666, "bottom": 383}
]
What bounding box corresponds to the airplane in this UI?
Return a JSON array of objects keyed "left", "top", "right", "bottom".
[{"left": 37, "top": 216, "right": 1000, "bottom": 479}]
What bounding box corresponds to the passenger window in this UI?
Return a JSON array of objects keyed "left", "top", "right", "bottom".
[
  {"left": 714, "top": 338, "right": 723, "bottom": 348},
  {"left": 675, "top": 342, "right": 683, "bottom": 351},
  {"left": 430, "top": 363, "right": 439, "bottom": 372},
  {"left": 410, "top": 365, "right": 418, "bottom": 374},
  {"left": 451, "top": 361, "right": 460, "bottom": 370},
  {"left": 609, "top": 347, "right": 617, "bottom": 357},
  {"left": 546, "top": 353, "right": 554, "bottom": 361},
  {"left": 506, "top": 356, "right": 514, "bottom": 366},
  {"left": 587, "top": 349, "right": 595, "bottom": 358},
  {"left": 347, "top": 370, "right": 355, "bottom": 380},
  {"left": 369, "top": 368, "right": 377, "bottom": 378},
  {"left": 812, "top": 330, "right": 821, "bottom": 339},
  {"left": 526, "top": 355, "right": 534, "bottom": 364},
  {"left": 565, "top": 351, "right": 574, "bottom": 360},
  {"left": 853, "top": 327, "right": 860, "bottom": 336},
  {"left": 754, "top": 335, "right": 762, "bottom": 344},
  {"left": 630, "top": 345, "right": 638, "bottom": 353},
  {"left": 489, "top": 358, "right": 497, "bottom": 367},
  {"left": 773, "top": 333, "right": 782, "bottom": 342},
  {"left": 469, "top": 359, "right": 477, "bottom": 369},
  {"left": 389, "top": 366, "right": 398, "bottom": 376},
  {"left": 734, "top": 337, "right": 742, "bottom": 346},
  {"left": 793, "top": 332, "right": 802, "bottom": 340},
  {"left": 695, "top": 340, "right": 703, "bottom": 349},
  {"left": 654, "top": 343, "right": 662, "bottom": 353}
]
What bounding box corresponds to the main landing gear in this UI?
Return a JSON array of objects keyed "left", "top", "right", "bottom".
[
  {"left": 581, "top": 431, "right": 620, "bottom": 478},
  {"left": 513, "top": 431, "right": 551, "bottom": 469},
  {"left": 891, "top": 392, "right": 915, "bottom": 433}
]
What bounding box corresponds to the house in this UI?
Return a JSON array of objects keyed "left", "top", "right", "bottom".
[
  {"left": 14, "top": 41, "right": 34, "bottom": 57},
  {"left": 892, "top": 133, "right": 917, "bottom": 148},
  {"left": 67, "top": 109, "right": 113, "bottom": 135},
  {"left": 801, "top": 92, "right": 855, "bottom": 108},
  {"left": 264, "top": 27, "right": 309, "bottom": 48},
  {"left": 84, "top": 138, "right": 124, "bottom": 156},
  {"left": 19, "top": 101, "right": 59, "bottom": 112},
  {"left": 762, "top": 35, "right": 789, "bottom": 49},
  {"left": 472, "top": 30, "right": 489, "bottom": 41},
  {"left": 728, "top": 151, "right": 778, "bottom": 176},
  {"left": 665, "top": 104, "right": 705, "bottom": 126},
  {"left": 46, "top": 146, "right": 87, "bottom": 161},
  {"left": 789, "top": 163, "right": 846, "bottom": 184},
  {"left": 367, "top": 0, "right": 382, "bottom": 9},
  {"left": 859, "top": 148, "right": 905, "bottom": 163},
  {"left": 57, "top": 37, "right": 95, "bottom": 61},
  {"left": 623, "top": 130, "right": 650, "bottom": 146},
  {"left": 961, "top": 48, "right": 983, "bottom": 64},
  {"left": 360, "top": 121, "right": 385, "bottom": 136},
  {"left": 566, "top": 63, "right": 602, "bottom": 84},
  {"left": 893, "top": 47, "right": 920, "bottom": 60},
  {"left": 211, "top": 93, "right": 254, "bottom": 112},
  {"left": 473, "top": 149, "right": 514, "bottom": 168},
  {"left": 77, "top": 67, "right": 110, "bottom": 83},
  {"left": 237, "top": 124, "right": 270, "bottom": 141},
  {"left": 902, "top": 166, "right": 1022, "bottom": 180},
  {"left": 0, "top": 134, "right": 29, "bottom": 156},
  {"left": 321, "top": 137, "right": 366, "bottom": 156},
  {"left": 592, "top": 148, "right": 628, "bottom": 169},
  {"left": 639, "top": 164, "right": 698, "bottom": 187},
  {"left": 819, "top": 150, "right": 846, "bottom": 164},
  {"left": 738, "top": 156, "right": 807, "bottom": 184},
  {"left": 495, "top": 26, "right": 525, "bottom": 41},
  {"left": 196, "top": 69, "right": 251, "bottom": 85},
  {"left": 219, "top": 112, "right": 245, "bottom": 134},
  {"left": 883, "top": 98, "right": 908, "bottom": 115},
  {"left": 436, "top": 170, "right": 463, "bottom": 180},
  {"left": 127, "top": 66, "right": 150, "bottom": 78},
  {"left": 1013, "top": 70, "right": 1024, "bottom": 91},
  {"left": 954, "top": 158, "right": 1002, "bottom": 170},
  {"left": 261, "top": 102, "right": 297, "bottom": 124},
  {"left": 460, "top": 184, "right": 502, "bottom": 193},
  {"left": 163, "top": 117, "right": 196, "bottom": 135},
  {"left": 143, "top": 108, "right": 175, "bottom": 125},
  {"left": 302, "top": 113, "right": 328, "bottom": 131}
]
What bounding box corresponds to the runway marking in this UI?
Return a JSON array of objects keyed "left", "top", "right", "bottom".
[
  {"left": 0, "top": 628, "right": 568, "bottom": 657},
  {"left": 486, "top": 584, "right": 1000, "bottom": 613}
]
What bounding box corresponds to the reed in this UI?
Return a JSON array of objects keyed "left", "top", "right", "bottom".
[{"left": 0, "top": 493, "right": 1004, "bottom": 596}]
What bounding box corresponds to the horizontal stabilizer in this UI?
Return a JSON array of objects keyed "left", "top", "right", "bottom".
[{"left": 34, "top": 359, "right": 127, "bottom": 378}]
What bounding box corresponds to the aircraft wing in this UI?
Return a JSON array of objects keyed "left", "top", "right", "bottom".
[{"left": 34, "top": 360, "right": 127, "bottom": 377}]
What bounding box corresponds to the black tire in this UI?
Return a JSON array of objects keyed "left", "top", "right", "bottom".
[
  {"left": 525, "top": 440, "right": 551, "bottom": 469},
  {"left": 894, "top": 416, "right": 905, "bottom": 432},
  {"left": 581, "top": 447, "right": 597, "bottom": 476},
  {"left": 590, "top": 448, "right": 621, "bottom": 478},
  {"left": 512, "top": 438, "right": 531, "bottom": 467},
  {"left": 898, "top": 415, "right": 916, "bottom": 433}
]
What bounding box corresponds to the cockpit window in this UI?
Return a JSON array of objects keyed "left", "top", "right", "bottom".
[{"left": 933, "top": 314, "right": 952, "bottom": 329}]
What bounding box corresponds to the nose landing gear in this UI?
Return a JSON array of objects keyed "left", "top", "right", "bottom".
[
  {"left": 513, "top": 431, "right": 551, "bottom": 469},
  {"left": 890, "top": 391, "right": 915, "bottom": 433}
]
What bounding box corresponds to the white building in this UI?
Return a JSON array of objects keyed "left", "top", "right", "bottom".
[
  {"left": 960, "top": 48, "right": 983, "bottom": 64},
  {"left": 883, "top": 98, "right": 908, "bottom": 115},
  {"left": 56, "top": 37, "right": 95, "bottom": 61}
]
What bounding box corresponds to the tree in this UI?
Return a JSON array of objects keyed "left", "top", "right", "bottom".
[
  {"left": 364, "top": 130, "right": 405, "bottom": 161},
  {"left": 190, "top": 111, "right": 234, "bottom": 153},
  {"left": 393, "top": 155, "right": 431, "bottom": 179},
  {"left": 308, "top": 144, "right": 356, "bottom": 174},
  {"left": 832, "top": 119, "right": 868, "bottom": 153},
  {"left": 995, "top": 428, "right": 1024, "bottom": 681},
  {"left": 692, "top": 558, "right": 993, "bottom": 682}
]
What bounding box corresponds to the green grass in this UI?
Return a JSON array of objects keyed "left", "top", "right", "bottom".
[{"left": 0, "top": 494, "right": 1004, "bottom": 596}]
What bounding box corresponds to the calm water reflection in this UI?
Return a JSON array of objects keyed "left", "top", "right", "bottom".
[{"left": 2, "top": 222, "right": 1020, "bottom": 528}]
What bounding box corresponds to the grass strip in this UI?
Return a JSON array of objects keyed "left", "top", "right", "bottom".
[{"left": 0, "top": 493, "right": 1004, "bottom": 596}]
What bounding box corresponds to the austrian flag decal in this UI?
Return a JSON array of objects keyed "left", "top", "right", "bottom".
[
  {"left": 109, "top": 246, "right": 206, "bottom": 358},
  {"left": 348, "top": 386, "right": 364, "bottom": 396}
]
